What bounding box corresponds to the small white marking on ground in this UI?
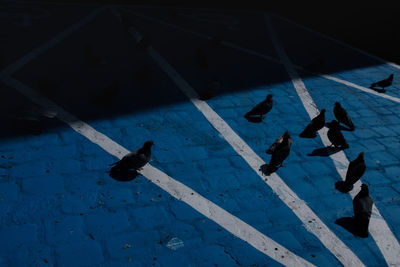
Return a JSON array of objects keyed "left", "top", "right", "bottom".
[
  {"left": 2, "top": 76, "right": 315, "bottom": 267},
  {"left": 121, "top": 15, "right": 365, "bottom": 266},
  {"left": 265, "top": 14, "right": 400, "bottom": 266},
  {"left": 124, "top": 9, "right": 400, "bottom": 104},
  {"left": 0, "top": 7, "right": 103, "bottom": 78}
]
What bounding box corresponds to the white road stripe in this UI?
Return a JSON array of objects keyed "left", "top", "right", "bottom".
[
  {"left": 123, "top": 9, "right": 400, "bottom": 104},
  {"left": 265, "top": 14, "right": 400, "bottom": 266},
  {"left": 0, "top": 7, "right": 103, "bottom": 78},
  {"left": 2, "top": 76, "right": 314, "bottom": 267},
  {"left": 269, "top": 13, "right": 400, "bottom": 70},
  {"left": 121, "top": 18, "right": 365, "bottom": 266}
]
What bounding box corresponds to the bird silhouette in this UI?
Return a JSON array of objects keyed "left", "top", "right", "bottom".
[
  {"left": 266, "top": 131, "right": 292, "bottom": 173},
  {"left": 245, "top": 94, "right": 273, "bottom": 120},
  {"left": 353, "top": 184, "right": 373, "bottom": 238},
  {"left": 299, "top": 109, "right": 326, "bottom": 138},
  {"left": 327, "top": 120, "right": 349, "bottom": 149},
  {"left": 370, "top": 74, "right": 393, "bottom": 93},
  {"left": 93, "top": 81, "right": 120, "bottom": 106},
  {"left": 334, "top": 102, "right": 354, "bottom": 131},
  {"left": 336, "top": 152, "right": 366, "bottom": 193},
  {"left": 266, "top": 130, "right": 288, "bottom": 154},
  {"left": 109, "top": 141, "right": 154, "bottom": 172}
]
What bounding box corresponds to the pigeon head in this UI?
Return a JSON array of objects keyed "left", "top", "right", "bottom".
[
  {"left": 358, "top": 152, "right": 365, "bottom": 159},
  {"left": 266, "top": 94, "right": 273, "bottom": 100},
  {"left": 334, "top": 102, "right": 341, "bottom": 107},
  {"left": 389, "top": 74, "right": 394, "bottom": 80},
  {"left": 143, "top": 140, "right": 154, "bottom": 148},
  {"left": 320, "top": 109, "right": 326, "bottom": 114},
  {"left": 283, "top": 130, "right": 290, "bottom": 139}
]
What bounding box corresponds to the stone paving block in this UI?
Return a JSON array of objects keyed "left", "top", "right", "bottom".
[
  {"left": 268, "top": 230, "right": 304, "bottom": 253},
  {"left": 100, "top": 187, "right": 135, "bottom": 208},
  {"left": 370, "top": 186, "right": 399, "bottom": 204},
  {"left": 84, "top": 210, "right": 130, "bottom": 239},
  {"left": 392, "top": 183, "right": 400, "bottom": 194},
  {"left": 60, "top": 192, "right": 99, "bottom": 215},
  {"left": 364, "top": 170, "right": 390, "bottom": 185},
  {"left": 191, "top": 244, "right": 238, "bottom": 266},
  {"left": 45, "top": 215, "right": 85, "bottom": 244},
  {"left": 0, "top": 182, "right": 18, "bottom": 202},
  {"left": 0, "top": 246, "right": 53, "bottom": 267},
  {"left": 130, "top": 204, "right": 172, "bottom": 230},
  {"left": 196, "top": 158, "right": 231, "bottom": 173},
  {"left": 55, "top": 240, "right": 104, "bottom": 267},
  {"left": 104, "top": 230, "right": 160, "bottom": 260},
  {"left": 153, "top": 245, "right": 191, "bottom": 267},
  {"left": 8, "top": 160, "right": 48, "bottom": 178},
  {"left": 153, "top": 149, "right": 183, "bottom": 163},
  {"left": 368, "top": 126, "right": 396, "bottom": 137},
  {"left": 0, "top": 224, "right": 38, "bottom": 251},
  {"left": 177, "top": 146, "right": 208, "bottom": 161},
  {"left": 353, "top": 128, "right": 381, "bottom": 139},
  {"left": 22, "top": 175, "right": 64, "bottom": 196},
  {"left": 358, "top": 138, "right": 386, "bottom": 152},
  {"left": 49, "top": 158, "right": 82, "bottom": 174}
]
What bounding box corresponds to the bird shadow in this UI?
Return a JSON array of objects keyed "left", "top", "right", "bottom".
[
  {"left": 109, "top": 167, "right": 139, "bottom": 182},
  {"left": 259, "top": 163, "right": 277, "bottom": 175},
  {"left": 369, "top": 86, "right": 386, "bottom": 93},
  {"left": 245, "top": 116, "right": 263, "bottom": 123},
  {"left": 335, "top": 180, "right": 353, "bottom": 193},
  {"left": 335, "top": 217, "right": 358, "bottom": 235},
  {"left": 307, "top": 146, "right": 342, "bottom": 157}
]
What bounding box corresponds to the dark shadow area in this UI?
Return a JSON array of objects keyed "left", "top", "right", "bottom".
[
  {"left": 335, "top": 217, "right": 369, "bottom": 239},
  {"left": 259, "top": 163, "right": 280, "bottom": 175},
  {"left": 245, "top": 116, "right": 263, "bottom": 123},
  {"left": 307, "top": 146, "right": 342, "bottom": 157},
  {"left": 1, "top": 1, "right": 400, "bottom": 142},
  {"left": 109, "top": 166, "right": 139, "bottom": 181}
]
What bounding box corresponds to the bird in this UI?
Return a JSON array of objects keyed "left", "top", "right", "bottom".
[
  {"left": 299, "top": 109, "right": 326, "bottom": 138},
  {"left": 244, "top": 94, "right": 273, "bottom": 120},
  {"left": 93, "top": 81, "right": 120, "bottom": 105},
  {"left": 199, "top": 77, "right": 220, "bottom": 101},
  {"left": 267, "top": 131, "right": 292, "bottom": 173},
  {"left": 266, "top": 130, "right": 288, "bottom": 154},
  {"left": 84, "top": 44, "right": 107, "bottom": 67},
  {"left": 336, "top": 152, "right": 366, "bottom": 193},
  {"left": 327, "top": 120, "right": 349, "bottom": 149},
  {"left": 109, "top": 141, "right": 154, "bottom": 172},
  {"left": 370, "top": 74, "right": 393, "bottom": 92},
  {"left": 352, "top": 184, "right": 373, "bottom": 238},
  {"left": 334, "top": 102, "right": 354, "bottom": 131}
]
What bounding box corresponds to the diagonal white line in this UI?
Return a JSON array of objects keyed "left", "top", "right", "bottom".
[
  {"left": 2, "top": 76, "right": 314, "bottom": 267},
  {"left": 0, "top": 7, "right": 104, "bottom": 78},
  {"left": 117, "top": 12, "right": 366, "bottom": 266},
  {"left": 122, "top": 8, "right": 400, "bottom": 104},
  {"left": 265, "top": 13, "right": 400, "bottom": 267}
]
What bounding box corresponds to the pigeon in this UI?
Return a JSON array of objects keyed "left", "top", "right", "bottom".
[
  {"left": 353, "top": 184, "right": 373, "bottom": 238},
  {"left": 195, "top": 48, "right": 208, "bottom": 69},
  {"left": 245, "top": 94, "right": 273, "bottom": 120},
  {"left": 336, "top": 152, "right": 366, "bottom": 193},
  {"left": 267, "top": 131, "right": 292, "bottom": 173},
  {"left": 109, "top": 141, "right": 154, "bottom": 172},
  {"left": 299, "top": 109, "right": 326, "bottom": 138},
  {"left": 199, "top": 77, "right": 220, "bottom": 101},
  {"left": 94, "top": 81, "right": 120, "bottom": 105},
  {"left": 370, "top": 74, "right": 393, "bottom": 92},
  {"left": 266, "top": 130, "right": 289, "bottom": 154},
  {"left": 334, "top": 102, "right": 354, "bottom": 131},
  {"left": 84, "top": 44, "right": 107, "bottom": 67},
  {"left": 327, "top": 120, "right": 349, "bottom": 149}
]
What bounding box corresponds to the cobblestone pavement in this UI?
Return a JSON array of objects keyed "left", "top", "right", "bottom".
[{"left": 1, "top": 2, "right": 400, "bottom": 266}]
